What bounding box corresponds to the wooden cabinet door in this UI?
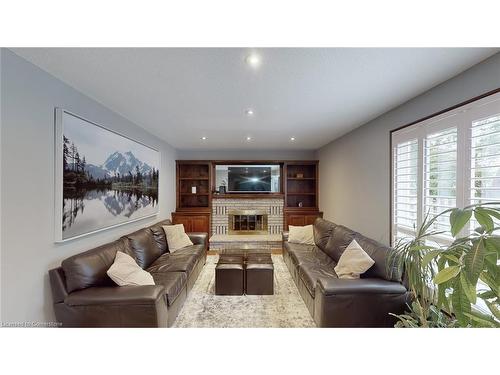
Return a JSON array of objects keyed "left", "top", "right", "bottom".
[
  {"left": 172, "top": 212, "right": 210, "bottom": 234},
  {"left": 285, "top": 211, "right": 323, "bottom": 230},
  {"left": 172, "top": 214, "right": 193, "bottom": 232},
  {"left": 287, "top": 214, "right": 307, "bottom": 227},
  {"left": 303, "top": 214, "right": 320, "bottom": 226},
  {"left": 191, "top": 215, "right": 209, "bottom": 232}
]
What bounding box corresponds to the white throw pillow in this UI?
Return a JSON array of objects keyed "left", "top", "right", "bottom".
[
  {"left": 163, "top": 224, "right": 193, "bottom": 252},
  {"left": 288, "top": 225, "right": 315, "bottom": 245},
  {"left": 107, "top": 251, "right": 155, "bottom": 286},
  {"left": 334, "top": 239, "right": 375, "bottom": 279}
]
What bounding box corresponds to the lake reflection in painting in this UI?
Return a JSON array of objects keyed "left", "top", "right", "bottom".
[
  {"left": 57, "top": 110, "right": 160, "bottom": 241},
  {"left": 62, "top": 188, "right": 158, "bottom": 239}
]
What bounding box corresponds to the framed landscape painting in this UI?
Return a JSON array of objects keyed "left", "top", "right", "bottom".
[{"left": 55, "top": 109, "right": 160, "bottom": 242}]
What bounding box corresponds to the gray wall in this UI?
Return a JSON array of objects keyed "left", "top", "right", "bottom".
[
  {"left": 317, "top": 52, "right": 500, "bottom": 245},
  {"left": 0, "top": 49, "right": 177, "bottom": 323},
  {"left": 176, "top": 149, "right": 316, "bottom": 160}
]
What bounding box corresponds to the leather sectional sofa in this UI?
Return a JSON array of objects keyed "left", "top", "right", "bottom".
[
  {"left": 283, "top": 218, "right": 409, "bottom": 327},
  {"left": 49, "top": 219, "right": 207, "bottom": 327}
]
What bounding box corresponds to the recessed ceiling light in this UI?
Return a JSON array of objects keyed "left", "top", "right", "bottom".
[
  {"left": 246, "top": 136, "right": 252, "bottom": 141},
  {"left": 246, "top": 109, "right": 254, "bottom": 116},
  {"left": 201, "top": 136, "right": 207, "bottom": 140},
  {"left": 245, "top": 53, "right": 261, "bottom": 68},
  {"left": 290, "top": 137, "right": 296, "bottom": 141}
]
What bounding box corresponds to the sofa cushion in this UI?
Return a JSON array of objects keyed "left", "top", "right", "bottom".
[
  {"left": 298, "top": 262, "right": 338, "bottom": 296},
  {"left": 313, "top": 218, "right": 336, "bottom": 251},
  {"left": 288, "top": 225, "right": 315, "bottom": 245},
  {"left": 107, "top": 251, "right": 155, "bottom": 286},
  {"left": 334, "top": 239, "right": 375, "bottom": 279},
  {"left": 150, "top": 272, "right": 187, "bottom": 306},
  {"left": 62, "top": 238, "right": 130, "bottom": 293},
  {"left": 169, "top": 244, "right": 206, "bottom": 259},
  {"left": 284, "top": 242, "right": 316, "bottom": 266},
  {"left": 290, "top": 246, "right": 336, "bottom": 268},
  {"left": 164, "top": 224, "right": 193, "bottom": 252},
  {"left": 149, "top": 224, "right": 169, "bottom": 255},
  {"left": 316, "top": 277, "right": 407, "bottom": 296},
  {"left": 124, "top": 228, "right": 162, "bottom": 269},
  {"left": 324, "top": 225, "right": 357, "bottom": 262},
  {"left": 146, "top": 252, "right": 198, "bottom": 274},
  {"left": 355, "top": 234, "right": 402, "bottom": 282}
]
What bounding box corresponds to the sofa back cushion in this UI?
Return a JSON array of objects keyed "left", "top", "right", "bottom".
[
  {"left": 124, "top": 228, "right": 162, "bottom": 269},
  {"left": 323, "top": 225, "right": 357, "bottom": 262},
  {"left": 355, "top": 234, "right": 401, "bottom": 282},
  {"left": 313, "top": 218, "right": 336, "bottom": 252},
  {"left": 149, "top": 224, "right": 169, "bottom": 254},
  {"left": 61, "top": 238, "right": 129, "bottom": 293}
]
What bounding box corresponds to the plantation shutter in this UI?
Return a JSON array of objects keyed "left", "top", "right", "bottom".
[
  {"left": 393, "top": 138, "right": 419, "bottom": 242},
  {"left": 468, "top": 102, "right": 500, "bottom": 232},
  {"left": 423, "top": 127, "right": 458, "bottom": 239}
]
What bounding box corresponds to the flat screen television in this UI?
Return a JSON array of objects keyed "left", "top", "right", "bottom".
[{"left": 228, "top": 166, "right": 272, "bottom": 192}]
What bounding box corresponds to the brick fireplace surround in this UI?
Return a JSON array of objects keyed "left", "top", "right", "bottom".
[
  {"left": 211, "top": 197, "right": 284, "bottom": 235},
  {"left": 209, "top": 197, "right": 284, "bottom": 252}
]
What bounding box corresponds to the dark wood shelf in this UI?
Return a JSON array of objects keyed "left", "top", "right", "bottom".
[
  {"left": 287, "top": 192, "right": 316, "bottom": 196},
  {"left": 287, "top": 177, "right": 316, "bottom": 180},
  {"left": 176, "top": 161, "right": 212, "bottom": 211}
]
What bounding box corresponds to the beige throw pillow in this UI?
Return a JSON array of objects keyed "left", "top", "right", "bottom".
[
  {"left": 288, "top": 225, "right": 315, "bottom": 245},
  {"left": 107, "top": 251, "right": 155, "bottom": 286},
  {"left": 334, "top": 239, "right": 375, "bottom": 279},
  {"left": 163, "top": 224, "right": 193, "bottom": 252}
]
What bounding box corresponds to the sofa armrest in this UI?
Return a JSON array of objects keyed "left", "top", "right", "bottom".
[
  {"left": 188, "top": 232, "right": 208, "bottom": 248},
  {"left": 282, "top": 231, "right": 289, "bottom": 242},
  {"left": 316, "top": 277, "right": 407, "bottom": 297},
  {"left": 64, "top": 285, "right": 165, "bottom": 306}
]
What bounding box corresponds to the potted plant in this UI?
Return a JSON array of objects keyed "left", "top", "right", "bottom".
[{"left": 389, "top": 203, "right": 500, "bottom": 327}]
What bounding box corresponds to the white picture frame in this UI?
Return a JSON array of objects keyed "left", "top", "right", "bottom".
[{"left": 54, "top": 108, "right": 160, "bottom": 242}]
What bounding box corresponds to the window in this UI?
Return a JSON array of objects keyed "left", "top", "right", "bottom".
[
  {"left": 393, "top": 139, "right": 418, "bottom": 241},
  {"left": 391, "top": 91, "right": 500, "bottom": 245}
]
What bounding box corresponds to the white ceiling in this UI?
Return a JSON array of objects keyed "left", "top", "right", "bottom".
[{"left": 11, "top": 48, "right": 499, "bottom": 150}]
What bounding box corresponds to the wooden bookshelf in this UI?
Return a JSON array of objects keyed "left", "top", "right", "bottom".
[
  {"left": 284, "top": 161, "right": 322, "bottom": 229},
  {"left": 173, "top": 161, "right": 211, "bottom": 234}
]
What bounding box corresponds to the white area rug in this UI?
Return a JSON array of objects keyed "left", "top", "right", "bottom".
[{"left": 173, "top": 255, "right": 316, "bottom": 328}]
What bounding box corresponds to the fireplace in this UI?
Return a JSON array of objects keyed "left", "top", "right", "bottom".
[{"left": 228, "top": 209, "right": 268, "bottom": 235}]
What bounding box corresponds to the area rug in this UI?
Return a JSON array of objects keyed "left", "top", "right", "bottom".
[{"left": 172, "top": 255, "right": 316, "bottom": 328}]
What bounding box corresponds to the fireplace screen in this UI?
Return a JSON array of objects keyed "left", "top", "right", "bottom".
[{"left": 228, "top": 210, "right": 268, "bottom": 235}]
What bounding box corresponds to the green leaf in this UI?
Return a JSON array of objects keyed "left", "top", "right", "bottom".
[
  {"left": 463, "top": 312, "right": 498, "bottom": 328},
  {"left": 434, "top": 265, "right": 461, "bottom": 284},
  {"left": 444, "top": 254, "right": 460, "bottom": 265},
  {"left": 485, "top": 301, "right": 500, "bottom": 321},
  {"left": 477, "top": 207, "right": 500, "bottom": 221},
  {"left": 484, "top": 236, "right": 500, "bottom": 258},
  {"left": 464, "top": 238, "right": 486, "bottom": 285},
  {"left": 450, "top": 208, "right": 472, "bottom": 237},
  {"left": 483, "top": 249, "right": 498, "bottom": 279},
  {"left": 474, "top": 208, "right": 494, "bottom": 232},
  {"left": 422, "top": 250, "right": 441, "bottom": 268},
  {"left": 477, "top": 290, "right": 497, "bottom": 300},
  {"left": 460, "top": 272, "right": 477, "bottom": 304},
  {"left": 480, "top": 271, "right": 499, "bottom": 297},
  {"left": 451, "top": 281, "right": 471, "bottom": 327}
]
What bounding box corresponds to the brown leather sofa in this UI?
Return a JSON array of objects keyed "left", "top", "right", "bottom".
[
  {"left": 49, "top": 219, "right": 207, "bottom": 327},
  {"left": 283, "top": 218, "right": 409, "bottom": 327}
]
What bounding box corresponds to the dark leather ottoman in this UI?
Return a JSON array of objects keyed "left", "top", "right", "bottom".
[
  {"left": 215, "top": 255, "right": 244, "bottom": 295},
  {"left": 245, "top": 256, "right": 274, "bottom": 295}
]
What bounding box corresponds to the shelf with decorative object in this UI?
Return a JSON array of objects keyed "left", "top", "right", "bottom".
[
  {"left": 283, "top": 161, "right": 320, "bottom": 228},
  {"left": 174, "top": 161, "right": 212, "bottom": 236}
]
